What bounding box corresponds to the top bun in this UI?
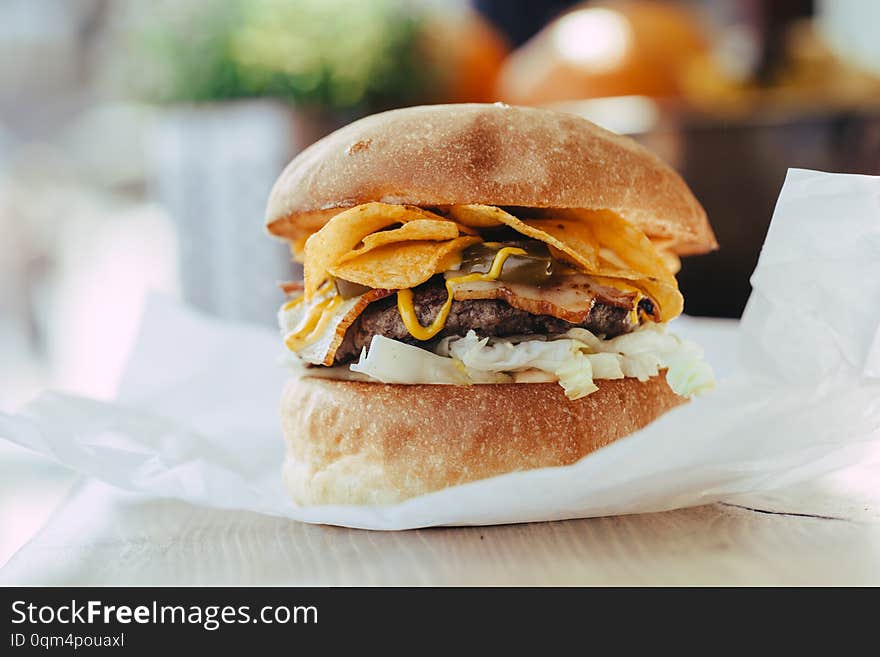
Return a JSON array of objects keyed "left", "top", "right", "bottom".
[{"left": 266, "top": 103, "right": 716, "bottom": 255}]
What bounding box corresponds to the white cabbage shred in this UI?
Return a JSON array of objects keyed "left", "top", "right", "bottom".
[
  {"left": 350, "top": 335, "right": 511, "bottom": 385},
  {"left": 348, "top": 324, "right": 714, "bottom": 400}
]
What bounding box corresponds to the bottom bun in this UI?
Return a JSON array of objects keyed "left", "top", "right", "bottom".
[{"left": 281, "top": 374, "right": 685, "bottom": 506}]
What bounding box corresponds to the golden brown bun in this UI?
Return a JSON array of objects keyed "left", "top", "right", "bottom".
[
  {"left": 281, "top": 373, "right": 686, "bottom": 505},
  {"left": 266, "top": 103, "right": 716, "bottom": 256}
]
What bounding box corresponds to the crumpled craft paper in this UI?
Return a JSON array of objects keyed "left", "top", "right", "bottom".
[{"left": 2, "top": 169, "right": 879, "bottom": 530}]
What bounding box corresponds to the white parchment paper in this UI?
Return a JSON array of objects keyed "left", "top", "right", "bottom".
[{"left": 2, "top": 169, "right": 879, "bottom": 529}]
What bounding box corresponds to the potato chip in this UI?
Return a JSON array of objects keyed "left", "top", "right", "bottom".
[
  {"left": 448, "top": 205, "right": 683, "bottom": 320},
  {"left": 511, "top": 218, "right": 602, "bottom": 271},
  {"left": 590, "top": 255, "right": 682, "bottom": 320},
  {"left": 448, "top": 205, "right": 600, "bottom": 272},
  {"left": 289, "top": 237, "right": 309, "bottom": 263},
  {"left": 444, "top": 205, "right": 505, "bottom": 227},
  {"left": 303, "top": 203, "right": 452, "bottom": 298},
  {"left": 592, "top": 274, "right": 683, "bottom": 321},
  {"left": 659, "top": 250, "right": 682, "bottom": 275},
  {"left": 452, "top": 222, "right": 478, "bottom": 236},
  {"left": 492, "top": 206, "right": 675, "bottom": 281},
  {"left": 646, "top": 238, "right": 682, "bottom": 274},
  {"left": 554, "top": 208, "right": 682, "bottom": 318},
  {"left": 337, "top": 219, "right": 460, "bottom": 263},
  {"left": 562, "top": 209, "right": 676, "bottom": 281},
  {"left": 517, "top": 208, "right": 682, "bottom": 319},
  {"left": 329, "top": 237, "right": 480, "bottom": 291}
]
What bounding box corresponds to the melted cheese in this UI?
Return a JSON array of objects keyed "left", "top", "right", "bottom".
[
  {"left": 284, "top": 295, "right": 343, "bottom": 351},
  {"left": 282, "top": 279, "right": 332, "bottom": 312},
  {"left": 279, "top": 288, "right": 395, "bottom": 365},
  {"left": 282, "top": 296, "right": 305, "bottom": 311},
  {"left": 397, "top": 247, "right": 526, "bottom": 341}
]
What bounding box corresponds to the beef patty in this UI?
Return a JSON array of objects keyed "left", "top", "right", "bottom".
[{"left": 334, "top": 277, "right": 642, "bottom": 364}]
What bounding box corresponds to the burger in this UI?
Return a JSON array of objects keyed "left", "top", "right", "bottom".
[{"left": 265, "top": 103, "right": 717, "bottom": 506}]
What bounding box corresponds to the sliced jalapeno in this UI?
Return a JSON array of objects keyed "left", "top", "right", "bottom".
[{"left": 459, "top": 241, "right": 556, "bottom": 286}]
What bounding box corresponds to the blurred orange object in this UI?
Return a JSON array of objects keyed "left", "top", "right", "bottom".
[
  {"left": 495, "top": 0, "right": 709, "bottom": 105},
  {"left": 422, "top": 8, "right": 509, "bottom": 104}
]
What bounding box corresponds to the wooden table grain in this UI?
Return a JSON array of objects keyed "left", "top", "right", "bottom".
[{"left": 2, "top": 461, "right": 878, "bottom": 586}]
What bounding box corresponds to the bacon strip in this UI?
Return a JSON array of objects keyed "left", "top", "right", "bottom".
[
  {"left": 450, "top": 274, "right": 644, "bottom": 324},
  {"left": 287, "top": 275, "right": 655, "bottom": 366},
  {"left": 279, "top": 280, "right": 305, "bottom": 295}
]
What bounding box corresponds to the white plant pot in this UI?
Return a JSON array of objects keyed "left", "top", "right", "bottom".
[{"left": 149, "top": 99, "right": 309, "bottom": 325}]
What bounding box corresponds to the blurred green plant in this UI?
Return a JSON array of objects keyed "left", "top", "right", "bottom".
[{"left": 126, "top": 0, "right": 436, "bottom": 113}]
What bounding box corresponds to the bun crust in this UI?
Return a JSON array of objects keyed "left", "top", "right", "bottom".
[
  {"left": 281, "top": 374, "right": 686, "bottom": 505},
  {"left": 266, "top": 103, "right": 716, "bottom": 255}
]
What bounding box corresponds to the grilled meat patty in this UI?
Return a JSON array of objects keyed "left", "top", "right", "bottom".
[{"left": 334, "top": 277, "right": 642, "bottom": 364}]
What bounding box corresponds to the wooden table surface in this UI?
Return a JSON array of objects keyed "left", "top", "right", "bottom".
[{"left": 2, "top": 460, "right": 878, "bottom": 586}]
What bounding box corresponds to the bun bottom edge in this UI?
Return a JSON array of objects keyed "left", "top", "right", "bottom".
[{"left": 281, "top": 375, "right": 685, "bottom": 506}]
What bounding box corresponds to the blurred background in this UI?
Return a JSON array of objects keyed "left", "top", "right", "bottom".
[{"left": 1, "top": 0, "right": 878, "bottom": 565}]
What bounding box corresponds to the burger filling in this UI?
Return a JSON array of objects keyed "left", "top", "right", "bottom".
[
  {"left": 334, "top": 270, "right": 646, "bottom": 364},
  {"left": 278, "top": 203, "right": 714, "bottom": 400}
]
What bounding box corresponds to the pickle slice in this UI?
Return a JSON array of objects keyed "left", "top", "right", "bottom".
[
  {"left": 333, "top": 277, "right": 373, "bottom": 299},
  {"left": 459, "top": 241, "right": 556, "bottom": 286}
]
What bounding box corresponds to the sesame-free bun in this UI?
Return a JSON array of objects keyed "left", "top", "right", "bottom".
[
  {"left": 266, "top": 103, "right": 716, "bottom": 256},
  {"left": 281, "top": 373, "right": 685, "bottom": 506}
]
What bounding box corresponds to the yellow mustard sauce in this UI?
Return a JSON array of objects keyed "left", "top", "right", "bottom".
[
  {"left": 396, "top": 246, "right": 527, "bottom": 341},
  {"left": 284, "top": 294, "right": 343, "bottom": 351}
]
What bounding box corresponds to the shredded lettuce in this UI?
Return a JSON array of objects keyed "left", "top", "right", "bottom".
[
  {"left": 663, "top": 340, "right": 716, "bottom": 397},
  {"left": 584, "top": 352, "right": 625, "bottom": 379},
  {"left": 350, "top": 335, "right": 510, "bottom": 385},
  {"left": 450, "top": 325, "right": 714, "bottom": 398},
  {"left": 448, "top": 333, "right": 579, "bottom": 373},
  {"left": 447, "top": 333, "right": 607, "bottom": 399},
  {"left": 555, "top": 352, "right": 599, "bottom": 399},
  {"left": 347, "top": 324, "right": 714, "bottom": 400}
]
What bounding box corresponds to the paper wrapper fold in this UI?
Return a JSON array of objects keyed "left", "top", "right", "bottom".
[{"left": 2, "top": 169, "right": 879, "bottom": 529}]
